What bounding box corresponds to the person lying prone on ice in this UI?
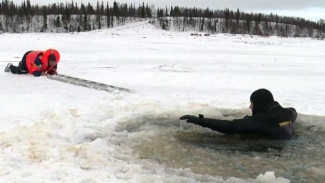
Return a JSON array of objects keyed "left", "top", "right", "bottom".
[{"left": 5, "top": 49, "right": 60, "bottom": 77}]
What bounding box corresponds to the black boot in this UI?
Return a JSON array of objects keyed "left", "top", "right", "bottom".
[{"left": 4, "top": 63, "right": 12, "bottom": 73}]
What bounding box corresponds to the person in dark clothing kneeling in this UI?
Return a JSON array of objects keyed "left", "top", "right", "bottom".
[{"left": 180, "top": 89, "right": 297, "bottom": 140}]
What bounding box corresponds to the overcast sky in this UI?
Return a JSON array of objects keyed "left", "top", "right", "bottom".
[{"left": 12, "top": 0, "right": 325, "bottom": 21}]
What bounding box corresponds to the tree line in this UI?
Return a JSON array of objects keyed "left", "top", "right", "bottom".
[
  {"left": 0, "top": 0, "right": 152, "bottom": 17},
  {"left": 155, "top": 7, "right": 325, "bottom": 38},
  {"left": 0, "top": 0, "right": 152, "bottom": 32},
  {"left": 0, "top": 0, "right": 324, "bottom": 38}
]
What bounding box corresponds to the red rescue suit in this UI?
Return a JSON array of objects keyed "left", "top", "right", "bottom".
[{"left": 26, "top": 49, "right": 60, "bottom": 75}]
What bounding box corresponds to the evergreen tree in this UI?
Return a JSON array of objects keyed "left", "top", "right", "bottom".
[
  {"left": 96, "top": 1, "right": 101, "bottom": 29},
  {"left": 65, "top": 4, "right": 71, "bottom": 21},
  {"left": 106, "top": 3, "right": 110, "bottom": 28},
  {"left": 200, "top": 17, "right": 204, "bottom": 31},
  {"left": 145, "top": 4, "right": 151, "bottom": 17},
  {"left": 83, "top": 13, "right": 88, "bottom": 31},
  {"left": 245, "top": 14, "right": 251, "bottom": 34},
  {"left": 0, "top": 22, "right": 3, "bottom": 32},
  {"left": 165, "top": 7, "right": 169, "bottom": 16},
  {"left": 26, "top": 0, "right": 31, "bottom": 15},
  {"left": 113, "top": 1, "right": 119, "bottom": 18},
  {"left": 141, "top": 3, "right": 145, "bottom": 18},
  {"left": 157, "top": 8, "right": 164, "bottom": 18},
  {"left": 224, "top": 8, "right": 229, "bottom": 32},
  {"left": 236, "top": 8, "right": 240, "bottom": 25},
  {"left": 41, "top": 8, "right": 47, "bottom": 32},
  {"left": 97, "top": 15, "right": 101, "bottom": 29},
  {"left": 55, "top": 15, "right": 61, "bottom": 27},
  {"left": 100, "top": 2, "right": 104, "bottom": 15}
]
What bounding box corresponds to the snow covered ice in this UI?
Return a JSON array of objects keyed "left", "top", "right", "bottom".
[{"left": 0, "top": 22, "right": 325, "bottom": 182}]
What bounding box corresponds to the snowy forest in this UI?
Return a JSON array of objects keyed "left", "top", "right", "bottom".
[{"left": 0, "top": 0, "right": 324, "bottom": 39}]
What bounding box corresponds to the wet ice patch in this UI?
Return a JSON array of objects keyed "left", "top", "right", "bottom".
[
  {"left": 114, "top": 105, "right": 325, "bottom": 183},
  {"left": 154, "top": 64, "right": 192, "bottom": 72},
  {"left": 295, "top": 114, "right": 325, "bottom": 132},
  {"left": 1, "top": 89, "right": 324, "bottom": 182}
]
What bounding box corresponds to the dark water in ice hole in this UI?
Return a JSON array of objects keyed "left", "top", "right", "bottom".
[{"left": 117, "top": 110, "right": 325, "bottom": 183}]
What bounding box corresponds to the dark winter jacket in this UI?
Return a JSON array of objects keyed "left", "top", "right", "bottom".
[{"left": 180, "top": 102, "right": 297, "bottom": 139}]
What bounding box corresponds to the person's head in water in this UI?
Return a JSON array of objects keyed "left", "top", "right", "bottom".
[
  {"left": 249, "top": 89, "right": 274, "bottom": 115},
  {"left": 48, "top": 54, "right": 57, "bottom": 66}
]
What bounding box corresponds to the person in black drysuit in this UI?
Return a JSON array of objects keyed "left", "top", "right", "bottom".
[{"left": 180, "top": 89, "right": 297, "bottom": 140}]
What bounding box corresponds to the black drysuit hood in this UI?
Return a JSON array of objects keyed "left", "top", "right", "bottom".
[{"left": 250, "top": 89, "right": 274, "bottom": 115}]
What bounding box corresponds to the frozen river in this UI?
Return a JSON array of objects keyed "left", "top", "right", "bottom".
[{"left": 0, "top": 22, "right": 324, "bottom": 182}]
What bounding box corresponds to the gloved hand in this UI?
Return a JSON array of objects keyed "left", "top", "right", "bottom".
[
  {"left": 47, "top": 70, "right": 57, "bottom": 75},
  {"left": 179, "top": 114, "right": 204, "bottom": 125}
]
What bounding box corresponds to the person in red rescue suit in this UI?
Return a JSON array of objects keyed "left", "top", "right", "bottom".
[{"left": 4, "top": 49, "right": 60, "bottom": 77}]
